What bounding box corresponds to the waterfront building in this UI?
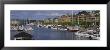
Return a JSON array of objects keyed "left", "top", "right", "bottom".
[
  {"left": 58, "top": 15, "right": 71, "bottom": 23},
  {"left": 11, "top": 19, "right": 20, "bottom": 26}
]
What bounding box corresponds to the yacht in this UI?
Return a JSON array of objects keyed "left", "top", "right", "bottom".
[
  {"left": 67, "top": 11, "right": 79, "bottom": 32},
  {"left": 24, "top": 25, "right": 33, "bottom": 31},
  {"left": 67, "top": 26, "right": 79, "bottom": 32}
]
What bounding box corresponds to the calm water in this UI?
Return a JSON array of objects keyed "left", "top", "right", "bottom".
[{"left": 11, "top": 26, "right": 89, "bottom": 40}]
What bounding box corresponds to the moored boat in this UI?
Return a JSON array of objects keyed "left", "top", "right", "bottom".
[
  {"left": 14, "top": 31, "right": 32, "bottom": 40},
  {"left": 24, "top": 25, "right": 33, "bottom": 31},
  {"left": 51, "top": 26, "right": 58, "bottom": 30},
  {"left": 11, "top": 26, "right": 18, "bottom": 30},
  {"left": 58, "top": 26, "right": 68, "bottom": 31},
  {"left": 67, "top": 26, "right": 79, "bottom": 32}
]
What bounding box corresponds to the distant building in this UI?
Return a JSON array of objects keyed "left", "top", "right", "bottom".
[
  {"left": 53, "top": 18, "right": 59, "bottom": 23},
  {"left": 58, "top": 15, "right": 71, "bottom": 23},
  {"left": 73, "top": 13, "right": 100, "bottom": 26},
  {"left": 11, "top": 19, "right": 20, "bottom": 26}
]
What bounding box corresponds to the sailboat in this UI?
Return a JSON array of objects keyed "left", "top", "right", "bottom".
[
  {"left": 67, "top": 26, "right": 79, "bottom": 32},
  {"left": 57, "top": 25, "right": 68, "bottom": 31},
  {"left": 24, "top": 18, "right": 33, "bottom": 31},
  {"left": 24, "top": 25, "right": 33, "bottom": 31},
  {"left": 11, "top": 19, "right": 19, "bottom": 31},
  {"left": 67, "top": 11, "right": 79, "bottom": 32},
  {"left": 17, "top": 25, "right": 24, "bottom": 31},
  {"left": 11, "top": 26, "right": 18, "bottom": 30}
]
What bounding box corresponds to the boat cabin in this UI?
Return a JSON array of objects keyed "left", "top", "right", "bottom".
[{"left": 14, "top": 31, "right": 32, "bottom": 40}]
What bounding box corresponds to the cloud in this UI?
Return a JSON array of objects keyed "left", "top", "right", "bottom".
[
  {"left": 49, "top": 13, "right": 64, "bottom": 16},
  {"left": 11, "top": 10, "right": 94, "bottom": 20}
]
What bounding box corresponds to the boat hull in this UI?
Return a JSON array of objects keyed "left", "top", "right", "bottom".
[{"left": 68, "top": 30, "right": 79, "bottom": 32}]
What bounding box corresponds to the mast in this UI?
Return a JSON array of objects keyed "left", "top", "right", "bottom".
[
  {"left": 78, "top": 15, "right": 79, "bottom": 25},
  {"left": 72, "top": 10, "right": 73, "bottom": 26},
  {"left": 28, "top": 17, "right": 31, "bottom": 24}
]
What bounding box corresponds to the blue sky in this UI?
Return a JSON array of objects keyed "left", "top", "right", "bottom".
[{"left": 10, "top": 10, "right": 91, "bottom": 20}]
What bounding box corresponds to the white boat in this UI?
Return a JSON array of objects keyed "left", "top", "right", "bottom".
[
  {"left": 57, "top": 25, "right": 62, "bottom": 27},
  {"left": 24, "top": 25, "right": 33, "bottom": 31},
  {"left": 45, "top": 26, "right": 48, "bottom": 28},
  {"left": 18, "top": 25, "right": 24, "bottom": 30},
  {"left": 45, "top": 25, "right": 52, "bottom": 28},
  {"left": 87, "top": 30, "right": 94, "bottom": 32},
  {"left": 67, "top": 26, "right": 79, "bottom": 32},
  {"left": 58, "top": 26, "right": 68, "bottom": 31},
  {"left": 92, "top": 36, "right": 100, "bottom": 40},
  {"left": 11, "top": 25, "right": 24, "bottom": 31},
  {"left": 51, "top": 27, "right": 58, "bottom": 30},
  {"left": 11, "top": 26, "right": 18, "bottom": 30},
  {"left": 17, "top": 25, "right": 24, "bottom": 31},
  {"left": 67, "top": 11, "right": 79, "bottom": 32},
  {"left": 37, "top": 24, "right": 42, "bottom": 27},
  {"left": 59, "top": 28, "right": 67, "bottom": 31},
  {"left": 23, "top": 18, "right": 34, "bottom": 31},
  {"left": 75, "top": 31, "right": 85, "bottom": 36},
  {"left": 25, "top": 27, "right": 33, "bottom": 31}
]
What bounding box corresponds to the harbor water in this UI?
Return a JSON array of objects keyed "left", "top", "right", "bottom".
[{"left": 11, "top": 26, "right": 90, "bottom": 40}]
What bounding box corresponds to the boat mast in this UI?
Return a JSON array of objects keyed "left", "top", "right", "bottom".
[
  {"left": 72, "top": 10, "right": 73, "bottom": 26},
  {"left": 77, "top": 11, "right": 79, "bottom": 26},
  {"left": 28, "top": 17, "right": 31, "bottom": 24},
  {"left": 26, "top": 18, "right": 27, "bottom": 25}
]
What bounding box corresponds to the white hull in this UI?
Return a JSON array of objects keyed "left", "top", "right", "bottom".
[
  {"left": 51, "top": 27, "right": 58, "bottom": 30},
  {"left": 11, "top": 27, "right": 18, "bottom": 30},
  {"left": 58, "top": 28, "right": 67, "bottom": 31},
  {"left": 24, "top": 25, "right": 33, "bottom": 31}
]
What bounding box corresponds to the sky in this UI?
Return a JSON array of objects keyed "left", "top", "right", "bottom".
[{"left": 10, "top": 10, "right": 92, "bottom": 20}]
